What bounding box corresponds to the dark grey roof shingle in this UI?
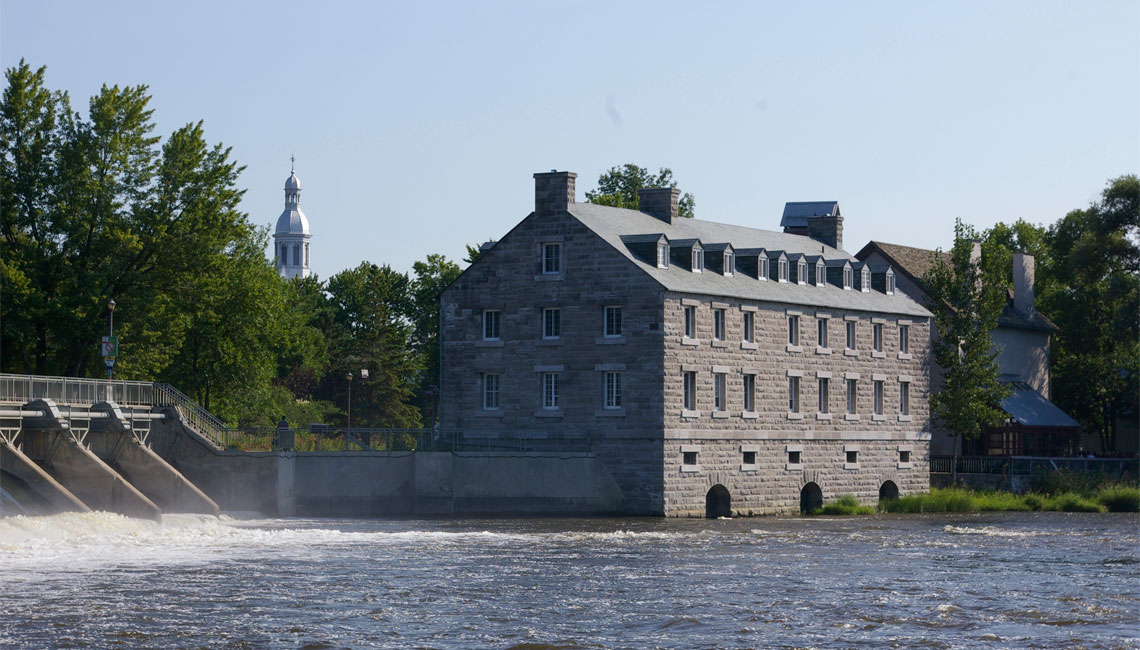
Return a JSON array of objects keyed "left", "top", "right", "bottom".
[{"left": 780, "top": 201, "right": 841, "bottom": 228}]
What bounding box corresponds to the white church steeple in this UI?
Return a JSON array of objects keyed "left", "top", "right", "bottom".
[{"left": 274, "top": 157, "right": 312, "bottom": 279}]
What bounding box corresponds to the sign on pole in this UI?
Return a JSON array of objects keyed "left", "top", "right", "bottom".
[{"left": 101, "top": 336, "right": 119, "bottom": 358}]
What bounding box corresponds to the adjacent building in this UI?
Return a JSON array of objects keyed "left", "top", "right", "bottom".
[
  {"left": 855, "top": 241, "right": 1079, "bottom": 456},
  {"left": 440, "top": 171, "right": 933, "bottom": 516}
]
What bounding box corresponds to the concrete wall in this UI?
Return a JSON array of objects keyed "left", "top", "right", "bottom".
[
  {"left": 150, "top": 413, "right": 625, "bottom": 517},
  {"left": 991, "top": 326, "right": 1051, "bottom": 396}
]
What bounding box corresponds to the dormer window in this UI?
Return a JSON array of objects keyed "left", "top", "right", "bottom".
[
  {"left": 886, "top": 271, "right": 896, "bottom": 295},
  {"left": 861, "top": 269, "right": 871, "bottom": 292},
  {"left": 692, "top": 248, "right": 703, "bottom": 273},
  {"left": 816, "top": 263, "right": 825, "bottom": 287},
  {"left": 843, "top": 267, "right": 853, "bottom": 290},
  {"left": 724, "top": 252, "right": 734, "bottom": 277},
  {"left": 657, "top": 243, "right": 669, "bottom": 269},
  {"left": 779, "top": 259, "right": 789, "bottom": 282},
  {"left": 760, "top": 257, "right": 769, "bottom": 281},
  {"left": 797, "top": 262, "right": 807, "bottom": 285}
]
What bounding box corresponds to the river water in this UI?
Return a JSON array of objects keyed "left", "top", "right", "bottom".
[{"left": 0, "top": 512, "right": 1136, "bottom": 649}]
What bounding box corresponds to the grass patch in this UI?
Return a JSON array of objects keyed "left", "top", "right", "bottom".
[
  {"left": 814, "top": 495, "right": 876, "bottom": 516},
  {"left": 1097, "top": 486, "right": 1140, "bottom": 513}
]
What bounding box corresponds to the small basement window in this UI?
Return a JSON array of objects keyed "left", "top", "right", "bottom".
[
  {"left": 899, "top": 449, "right": 911, "bottom": 464},
  {"left": 683, "top": 451, "right": 698, "bottom": 465},
  {"left": 788, "top": 450, "right": 801, "bottom": 465},
  {"left": 742, "top": 450, "right": 757, "bottom": 465},
  {"left": 846, "top": 450, "right": 858, "bottom": 464}
]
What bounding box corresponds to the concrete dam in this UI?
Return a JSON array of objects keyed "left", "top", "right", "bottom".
[{"left": 0, "top": 374, "right": 625, "bottom": 518}]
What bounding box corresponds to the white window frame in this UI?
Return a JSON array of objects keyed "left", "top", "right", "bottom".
[
  {"left": 604, "top": 371, "right": 622, "bottom": 409},
  {"left": 604, "top": 306, "right": 622, "bottom": 338},
  {"left": 542, "top": 242, "right": 561, "bottom": 275},
  {"left": 861, "top": 268, "right": 871, "bottom": 292},
  {"left": 886, "top": 272, "right": 896, "bottom": 294},
  {"left": 714, "top": 373, "right": 727, "bottom": 411},
  {"left": 724, "top": 252, "right": 734, "bottom": 277},
  {"left": 684, "top": 305, "right": 696, "bottom": 339},
  {"left": 843, "top": 267, "right": 853, "bottom": 290},
  {"left": 760, "top": 257, "right": 769, "bottom": 280},
  {"left": 845, "top": 320, "right": 856, "bottom": 350},
  {"left": 656, "top": 242, "right": 669, "bottom": 269},
  {"left": 542, "top": 372, "right": 559, "bottom": 410},
  {"left": 483, "top": 374, "right": 500, "bottom": 410},
  {"left": 797, "top": 261, "right": 807, "bottom": 285},
  {"left": 713, "top": 308, "right": 725, "bottom": 341},
  {"left": 691, "top": 248, "right": 704, "bottom": 273},
  {"left": 742, "top": 311, "right": 754, "bottom": 343},
  {"left": 816, "top": 262, "right": 825, "bottom": 287},
  {"left": 543, "top": 307, "right": 561, "bottom": 339},
  {"left": 779, "top": 259, "right": 789, "bottom": 282},
  {"left": 788, "top": 376, "right": 801, "bottom": 413},
  {"left": 683, "top": 371, "right": 697, "bottom": 411},
  {"left": 483, "top": 310, "right": 501, "bottom": 341}
]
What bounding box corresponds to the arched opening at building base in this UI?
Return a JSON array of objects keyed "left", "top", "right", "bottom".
[
  {"left": 800, "top": 482, "right": 823, "bottom": 514},
  {"left": 879, "top": 480, "right": 899, "bottom": 502},
  {"left": 705, "top": 484, "right": 731, "bottom": 518}
]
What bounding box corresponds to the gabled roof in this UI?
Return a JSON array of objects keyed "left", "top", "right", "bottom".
[
  {"left": 998, "top": 381, "right": 1080, "bottom": 428},
  {"left": 780, "top": 201, "right": 840, "bottom": 228},
  {"left": 567, "top": 202, "right": 931, "bottom": 317},
  {"left": 856, "top": 240, "right": 1057, "bottom": 332}
]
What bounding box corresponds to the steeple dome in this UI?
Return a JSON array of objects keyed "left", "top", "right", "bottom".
[{"left": 273, "top": 157, "right": 313, "bottom": 279}]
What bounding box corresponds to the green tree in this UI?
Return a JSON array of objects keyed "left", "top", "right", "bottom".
[
  {"left": 1041, "top": 175, "right": 1139, "bottom": 452},
  {"left": 409, "top": 253, "right": 461, "bottom": 424},
  {"left": 324, "top": 262, "right": 421, "bottom": 429},
  {"left": 585, "top": 163, "right": 696, "bottom": 218},
  {"left": 924, "top": 220, "right": 1012, "bottom": 474}
]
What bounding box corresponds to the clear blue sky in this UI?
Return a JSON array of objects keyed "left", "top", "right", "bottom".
[{"left": 3, "top": 0, "right": 1137, "bottom": 279}]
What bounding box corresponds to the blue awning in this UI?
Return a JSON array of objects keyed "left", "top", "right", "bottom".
[{"left": 999, "top": 381, "right": 1080, "bottom": 428}]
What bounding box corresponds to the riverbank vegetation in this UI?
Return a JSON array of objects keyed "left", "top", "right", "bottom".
[{"left": 808, "top": 484, "right": 1140, "bottom": 516}]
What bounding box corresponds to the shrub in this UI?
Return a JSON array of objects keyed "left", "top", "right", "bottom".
[
  {"left": 1096, "top": 486, "right": 1140, "bottom": 513},
  {"left": 1047, "top": 492, "right": 1105, "bottom": 513},
  {"left": 816, "top": 495, "right": 876, "bottom": 515}
]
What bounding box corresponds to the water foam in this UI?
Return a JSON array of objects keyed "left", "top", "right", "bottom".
[{"left": 942, "top": 525, "right": 1051, "bottom": 538}]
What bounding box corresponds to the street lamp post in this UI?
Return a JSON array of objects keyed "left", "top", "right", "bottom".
[
  {"left": 105, "top": 299, "right": 117, "bottom": 380},
  {"left": 346, "top": 371, "right": 353, "bottom": 429}
]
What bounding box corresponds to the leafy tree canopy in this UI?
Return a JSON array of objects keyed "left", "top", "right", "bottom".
[{"left": 585, "top": 163, "right": 696, "bottom": 218}]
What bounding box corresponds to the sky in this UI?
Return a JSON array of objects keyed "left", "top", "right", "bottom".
[{"left": 2, "top": 0, "right": 1137, "bottom": 280}]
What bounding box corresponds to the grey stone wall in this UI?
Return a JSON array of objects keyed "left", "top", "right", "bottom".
[
  {"left": 660, "top": 291, "right": 931, "bottom": 515},
  {"left": 440, "top": 209, "right": 669, "bottom": 514}
]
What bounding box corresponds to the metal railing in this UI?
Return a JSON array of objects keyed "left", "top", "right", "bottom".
[
  {"left": 0, "top": 373, "right": 156, "bottom": 408},
  {"left": 931, "top": 455, "right": 1138, "bottom": 477},
  {"left": 151, "top": 383, "right": 232, "bottom": 449}
]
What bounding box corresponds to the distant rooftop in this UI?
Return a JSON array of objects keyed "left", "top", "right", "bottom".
[{"left": 780, "top": 201, "right": 841, "bottom": 228}]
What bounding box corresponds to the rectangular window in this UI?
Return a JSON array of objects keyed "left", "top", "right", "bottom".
[
  {"left": 846, "top": 450, "right": 858, "bottom": 464},
  {"left": 846, "top": 378, "right": 857, "bottom": 414},
  {"left": 743, "top": 374, "right": 755, "bottom": 412},
  {"left": 788, "top": 376, "right": 800, "bottom": 413},
  {"left": 817, "top": 319, "right": 828, "bottom": 349},
  {"left": 742, "top": 450, "right": 756, "bottom": 465},
  {"left": 714, "top": 373, "right": 726, "bottom": 411},
  {"left": 691, "top": 249, "right": 703, "bottom": 272},
  {"left": 724, "top": 252, "right": 734, "bottom": 276},
  {"left": 683, "top": 450, "right": 698, "bottom": 465},
  {"left": 873, "top": 323, "right": 883, "bottom": 352},
  {"left": 818, "top": 378, "right": 829, "bottom": 413},
  {"left": 683, "top": 371, "right": 697, "bottom": 411},
  {"left": 887, "top": 273, "right": 896, "bottom": 294},
  {"left": 543, "top": 308, "right": 561, "bottom": 339},
  {"left": 482, "top": 310, "right": 500, "bottom": 341},
  {"left": 684, "top": 305, "right": 696, "bottom": 339},
  {"left": 604, "top": 372, "right": 621, "bottom": 409},
  {"left": 873, "top": 380, "right": 884, "bottom": 415},
  {"left": 604, "top": 306, "right": 622, "bottom": 337},
  {"left": 760, "top": 257, "right": 769, "bottom": 279},
  {"left": 788, "top": 450, "right": 801, "bottom": 464},
  {"left": 657, "top": 243, "right": 669, "bottom": 268},
  {"left": 742, "top": 311, "right": 754, "bottom": 343},
  {"left": 798, "top": 262, "right": 807, "bottom": 284},
  {"left": 899, "top": 449, "right": 911, "bottom": 464},
  {"left": 713, "top": 309, "right": 725, "bottom": 341},
  {"left": 862, "top": 269, "right": 871, "bottom": 291},
  {"left": 542, "top": 372, "right": 559, "bottom": 409},
  {"left": 788, "top": 315, "right": 799, "bottom": 346},
  {"left": 899, "top": 325, "right": 909, "bottom": 354},
  {"left": 779, "top": 259, "right": 788, "bottom": 281},
  {"left": 846, "top": 321, "right": 856, "bottom": 350},
  {"left": 542, "top": 243, "right": 561, "bottom": 274},
  {"left": 843, "top": 267, "right": 853, "bottom": 289},
  {"left": 483, "top": 374, "right": 500, "bottom": 410},
  {"left": 899, "top": 381, "right": 910, "bottom": 415}
]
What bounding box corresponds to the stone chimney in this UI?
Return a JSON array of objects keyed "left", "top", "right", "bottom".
[
  {"left": 1013, "top": 252, "right": 1035, "bottom": 317},
  {"left": 806, "top": 215, "right": 843, "bottom": 250},
  {"left": 533, "top": 170, "right": 576, "bottom": 216},
  {"left": 638, "top": 187, "right": 680, "bottom": 224}
]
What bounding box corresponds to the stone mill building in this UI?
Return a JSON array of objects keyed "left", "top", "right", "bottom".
[{"left": 439, "top": 171, "right": 932, "bottom": 516}]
